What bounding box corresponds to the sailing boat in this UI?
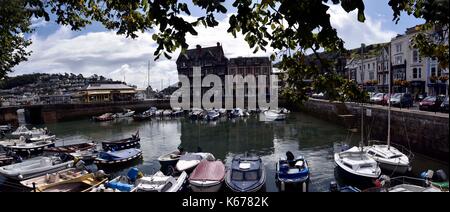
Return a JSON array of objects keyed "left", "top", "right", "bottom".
[
  {"left": 363, "top": 61, "right": 412, "bottom": 175},
  {"left": 334, "top": 102, "right": 381, "bottom": 182}
]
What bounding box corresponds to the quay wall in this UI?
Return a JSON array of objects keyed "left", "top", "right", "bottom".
[
  {"left": 0, "top": 100, "right": 171, "bottom": 124},
  {"left": 299, "top": 99, "right": 449, "bottom": 162}
]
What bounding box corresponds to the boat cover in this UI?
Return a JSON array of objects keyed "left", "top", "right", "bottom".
[
  {"left": 179, "top": 154, "right": 202, "bottom": 161},
  {"left": 189, "top": 160, "right": 225, "bottom": 181},
  {"left": 99, "top": 149, "right": 141, "bottom": 160}
]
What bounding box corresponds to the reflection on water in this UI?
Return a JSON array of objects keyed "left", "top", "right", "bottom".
[{"left": 0, "top": 113, "right": 448, "bottom": 192}]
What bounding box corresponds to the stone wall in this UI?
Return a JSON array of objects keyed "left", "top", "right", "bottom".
[{"left": 300, "top": 99, "right": 449, "bottom": 162}]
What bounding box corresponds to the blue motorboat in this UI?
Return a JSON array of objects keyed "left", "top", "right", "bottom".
[
  {"left": 94, "top": 148, "right": 142, "bottom": 166},
  {"left": 204, "top": 110, "right": 220, "bottom": 121},
  {"left": 225, "top": 154, "right": 266, "bottom": 192},
  {"left": 276, "top": 151, "right": 310, "bottom": 192}
]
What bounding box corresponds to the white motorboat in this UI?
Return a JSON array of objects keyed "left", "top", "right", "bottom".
[
  {"left": 363, "top": 143, "right": 412, "bottom": 174},
  {"left": 189, "top": 159, "right": 225, "bottom": 192},
  {"left": 1, "top": 139, "right": 56, "bottom": 156},
  {"left": 264, "top": 110, "right": 286, "bottom": 121},
  {"left": 10, "top": 125, "right": 47, "bottom": 138},
  {"left": 162, "top": 109, "right": 173, "bottom": 116},
  {"left": 0, "top": 156, "right": 73, "bottom": 180},
  {"left": 113, "top": 109, "right": 135, "bottom": 118},
  {"left": 176, "top": 152, "right": 215, "bottom": 172},
  {"left": 334, "top": 146, "right": 381, "bottom": 180},
  {"left": 135, "top": 171, "right": 188, "bottom": 192},
  {"left": 28, "top": 134, "right": 56, "bottom": 143}
]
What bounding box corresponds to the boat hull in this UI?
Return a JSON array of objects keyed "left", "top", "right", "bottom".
[
  {"left": 0, "top": 159, "right": 73, "bottom": 181},
  {"left": 94, "top": 150, "right": 143, "bottom": 166},
  {"left": 378, "top": 161, "right": 411, "bottom": 175},
  {"left": 190, "top": 181, "right": 223, "bottom": 192},
  {"left": 102, "top": 138, "right": 140, "bottom": 151}
]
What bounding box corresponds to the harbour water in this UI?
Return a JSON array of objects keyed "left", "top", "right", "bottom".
[{"left": 0, "top": 112, "right": 448, "bottom": 192}]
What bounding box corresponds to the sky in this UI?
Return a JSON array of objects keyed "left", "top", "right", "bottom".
[{"left": 12, "top": 0, "right": 424, "bottom": 90}]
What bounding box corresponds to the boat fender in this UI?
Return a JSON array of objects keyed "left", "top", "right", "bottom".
[
  {"left": 329, "top": 181, "right": 338, "bottom": 192},
  {"left": 18, "top": 174, "right": 23, "bottom": 180}
]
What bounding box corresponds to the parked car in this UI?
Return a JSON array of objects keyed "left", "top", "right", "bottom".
[
  {"left": 419, "top": 95, "right": 445, "bottom": 112},
  {"left": 389, "top": 93, "right": 413, "bottom": 108},
  {"left": 441, "top": 96, "right": 449, "bottom": 113},
  {"left": 416, "top": 93, "right": 427, "bottom": 102},
  {"left": 369, "top": 93, "right": 385, "bottom": 104}
]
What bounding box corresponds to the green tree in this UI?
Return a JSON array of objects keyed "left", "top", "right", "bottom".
[{"left": 0, "top": 0, "right": 448, "bottom": 103}]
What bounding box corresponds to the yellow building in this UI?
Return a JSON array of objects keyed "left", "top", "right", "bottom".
[{"left": 81, "top": 84, "right": 137, "bottom": 103}]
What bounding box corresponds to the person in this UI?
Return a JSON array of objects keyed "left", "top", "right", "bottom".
[{"left": 286, "top": 151, "right": 295, "bottom": 166}]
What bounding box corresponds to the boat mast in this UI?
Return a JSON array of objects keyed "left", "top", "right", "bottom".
[
  {"left": 387, "top": 45, "right": 391, "bottom": 150},
  {"left": 148, "top": 60, "right": 150, "bottom": 98}
]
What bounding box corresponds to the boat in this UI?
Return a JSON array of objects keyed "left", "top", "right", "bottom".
[
  {"left": 44, "top": 142, "right": 96, "bottom": 154},
  {"left": 113, "top": 109, "right": 135, "bottom": 118},
  {"left": 363, "top": 63, "right": 413, "bottom": 175},
  {"left": 155, "top": 109, "right": 164, "bottom": 117},
  {"left": 189, "top": 108, "right": 204, "bottom": 120},
  {"left": 334, "top": 102, "right": 381, "bottom": 182},
  {"left": 189, "top": 159, "right": 225, "bottom": 192},
  {"left": 69, "top": 149, "right": 99, "bottom": 164},
  {"left": 275, "top": 152, "right": 310, "bottom": 192},
  {"left": 420, "top": 169, "right": 449, "bottom": 192},
  {"left": 334, "top": 146, "right": 381, "bottom": 182},
  {"left": 162, "top": 109, "right": 173, "bottom": 116},
  {"left": 158, "top": 148, "right": 185, "bottom": 167},
  {"left": 264, "top": 110, "right": 286, "bottom": 121},
  {"left": 135, "top": 171, "right": 188, "bottom": 192},
  {"left": 2, "top": 139, "right": 56, "bottom": 157},
  {"left": 175, "top": 152, "right": 215, "bottom": 172},
  {"left": 0, "top": 124, "right": 12, "bottom": 133},
  {"left": 101, "top": 131, "right": 140, "bottom": 151},
  {"left": 216, "top": 108, "right": 227, "bottom": 116},
  {"left": 94, "top": 148, "right": 142, "bottom": 166},
  {"left": 0, "top": 156, "right": 74, "bottom": 180},
  {"left": 229, "top": 108, "right": 244, "bottom": 118},
  {"left": 133, "top": 110, "right": 153, "bottom": 121},
  {"left": 204, "top": 110, "right": 220, "bottom": 121},
  {"left": 27, "top": 134, "right": 56, "bottom": 143},
  {"left": 35, "top": 171, "right": 108, "bottom": 192},
  {"left": 364, "top": 175, "right": 442, "bottom": 192},
  {"left": 225, "top": 154, "right": 266, "bottom": 192},
  {"left": 363, "top": 142, "right": 412, "bottom": 174},
  {"left": 93, "top": 113, "right": 114, "bottom": 122},
  {"left": 10, "top": 125, "right": 48, "bottom": 138},
  {"left": 20, "top": 167, "right": 87, "bottom": 189},
  {"left": 329, "top": 181, "right": 361, "bottom": 192},
  {"left": 0, "top": 152, "right": 14, "bottom": 167},
  {"left": 171, "top": 107, "right": 184, "bottom": 117}
]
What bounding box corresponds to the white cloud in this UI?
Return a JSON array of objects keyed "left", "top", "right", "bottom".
[
  {"left": 13, "top": 15, "right": 273, "bottom": 90},
  {"left": 327, "top": 5, "right": 397, "bottom": 49}
]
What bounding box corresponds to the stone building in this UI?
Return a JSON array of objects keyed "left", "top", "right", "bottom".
[{"left": 176, "top": 43, "right": 228, "bottom": 98}]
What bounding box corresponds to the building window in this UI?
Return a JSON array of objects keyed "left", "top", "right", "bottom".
[
  {"left": 413, "top": 68, "right": 418, "bottom": 79},
  {"left": 431, "top": 67, "right": 436, "bottom": 76},
  {"left": 418, "top": 68, "right": 422, "bottom": 78},
  {"left": 396, "top": 44, "right": 402, "bottom": 53},
  {"left": 396, "top": 56, "right": 402, "bottom": 65},
  {"left": 438, "top": 68, "right": 442, "bottom": 76},
  {"left": 369, "top": 72, "right": 374, "bottom": 80},
  {"left": 373, "top": 63, "right": 375, "bottom": 69},
  {"left": 368, "top": 63, "right": 370, "bottom": 69},
  {"left": 412, "top": 50, "right": 419, "bottom": 63}
]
